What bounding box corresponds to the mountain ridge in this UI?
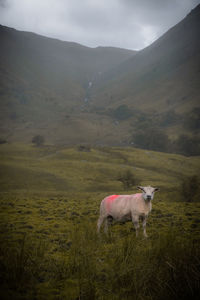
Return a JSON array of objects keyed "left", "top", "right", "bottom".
[
  {"left": 0, "top": 5, "right": 200, "bottom": 155},
  {"left": 91, "top": 4, "right": 200, "bottom": 113}
]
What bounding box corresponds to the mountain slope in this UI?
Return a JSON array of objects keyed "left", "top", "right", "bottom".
[
  {"left": 91, "top": 4, "right": 200, "bottom": 114},
  {"left": 0, "top": 25, "right": 135, "bottom": 143},
  {"left": 0, "top": 25, "right": 135, "bottom": 85},
  {"left": 0, "top": 5, "right": 200, "bottom": 153}
]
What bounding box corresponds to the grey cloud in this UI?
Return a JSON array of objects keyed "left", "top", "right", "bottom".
[
  {"left": 0, "top": 0, "right": 200, "bottom": 50},
  {"left": 120, "top": 0, "right": 200, "bottom": 26},
  {"left": 0, "top": 0, "right": 7, "bottom": 8}
]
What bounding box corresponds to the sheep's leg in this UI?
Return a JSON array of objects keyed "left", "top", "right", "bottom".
[
  {"left": 97, "top": 216, "right": 105, "bottom": 233},
  {"left": 132, "top": 214, "right": 139, "bottom": 237},
  {"left": 104, "top": 218, "right": 109, "bottom": 234},
  {"left": 104, "top": 215, "right": 113, "bottom": 234},
  {"left": 142, "top": 216, "right": 148, "bottom": 238}
]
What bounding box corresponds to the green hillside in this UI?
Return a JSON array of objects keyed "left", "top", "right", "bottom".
[
  {"left": 89, "top": 5, "right": 200, "bottom": 152},
  {"left": 92, "top": 5, "right": 200, "bottom": 113},
  {"left": 1, "top": 4, "right": 200, "bottom": 299},
  {"left": 0, "top": 25, "right": 135, "bottom": 145},
  {"left": 0, "top": 143, "right": 200, "bottom": 299},
  {"left": 0, "top": 142, "right": 200, "bottom": 195},
  {"left": 0, "top": 5, "right": 200, "bottom": 154}
]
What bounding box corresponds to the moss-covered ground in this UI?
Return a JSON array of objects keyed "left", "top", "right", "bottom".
[{"left": 0, "top": 143, "right": 200, "bottom": 299}]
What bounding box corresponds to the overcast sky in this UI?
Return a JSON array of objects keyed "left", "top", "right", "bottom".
[{"left": 0, "top": 0, "right": 200, "bottom": 50}]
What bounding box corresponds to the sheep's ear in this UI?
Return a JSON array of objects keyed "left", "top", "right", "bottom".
[
  {"left": 154, "top": 188, "right": 159, "bottom": 192},
  {"left": 137, "top": 186, "right": 144, "bottom": 191}
]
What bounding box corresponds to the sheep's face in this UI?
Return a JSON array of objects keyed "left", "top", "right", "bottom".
[{"left": 137, "top": 186, "right": 159, "bottom": 201}]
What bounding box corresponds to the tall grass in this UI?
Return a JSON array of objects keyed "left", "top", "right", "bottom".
[
  {"left": 0, "top": 235, "right": 48, "bottom": 299},
  {"left": 0, "top": 144, "right": 200, "bottom": 299},
  {"left": 1, "top": 224, "right": 199, "bottom": 299}
]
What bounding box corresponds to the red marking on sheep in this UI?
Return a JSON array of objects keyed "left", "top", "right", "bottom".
[{"left": 106, "top": 195, "right": 119, "bottom": 212}]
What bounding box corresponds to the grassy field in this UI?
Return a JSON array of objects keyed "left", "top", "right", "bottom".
[{"left": 0, "top": 143, "right": 200, "bottom": 299}]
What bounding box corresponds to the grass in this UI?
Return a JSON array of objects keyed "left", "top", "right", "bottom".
[{"left": 0, "top": 143, "right": 200, "bottom": 299}]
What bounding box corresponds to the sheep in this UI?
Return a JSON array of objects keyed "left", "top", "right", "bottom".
[{"left": 97, "top": 186, "right": 159, "bottom": 237}]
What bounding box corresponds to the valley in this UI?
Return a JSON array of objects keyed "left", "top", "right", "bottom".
[
  {"left": 0, "top": 5, "right": 200, "bottom": 154},
  {"left": 1, "top": 3, "right": 200, "bottom": 300}
]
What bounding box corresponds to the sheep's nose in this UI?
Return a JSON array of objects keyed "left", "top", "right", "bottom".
[{"left": 147, "top": 195, "right": 151, "bottom": 200}]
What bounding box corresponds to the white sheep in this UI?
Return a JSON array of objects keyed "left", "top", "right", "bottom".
[{"left": 97, "top": 186, "right": 159, "bottom": 237}]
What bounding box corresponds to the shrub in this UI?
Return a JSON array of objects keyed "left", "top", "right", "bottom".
[
  {"left": 77, "top": 145, "right": 91, "bottom": 152},
  {"left": 173, "top": 135, "right": 200, "bottom": 156},
  {"left": 117, "top": 169, "right": 137, "bottom": 190},
  {"left": 32, "top": 135, "right": 45, "bottom": 147},
  {"left": 159, "top": 110, "right": 180, "bottom": 127},
  {"left": 183, "top": 107, "right": 200, "bottom": 132},
  {"left": 0, "top": 138, "right": 7, "bottom": 144},
  {"left": 181, "top": 175, "right": 200, "bottom": 202},
  {"left": 110, "top": 104, "right": 132, "bottom": 121},
  {"left": 133, "top": 128, "right": 170, "bottom": 152}
]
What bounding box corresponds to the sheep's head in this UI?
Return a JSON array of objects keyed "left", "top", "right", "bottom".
[{"left": 137, "top": 186, "right": 159, "bottom": 201}]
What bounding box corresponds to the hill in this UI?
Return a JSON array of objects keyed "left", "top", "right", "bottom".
[
  {"left": 0, "top": 5, "right": 200, "bottom": 154},
  {"left": 89, "top": 5, "right": 200, "bottom": 150},
  {"left": 1, "top": 143, "right": 199, "bottom": 194},
  {"left": 0, "top": 143, "right": 200, "bottom": 299},
  {"left": 92, "top": 5, "right": 200, "bottom": 113},
  {"left": 0, "top": 25, "right": 135, "bottom": 144}
]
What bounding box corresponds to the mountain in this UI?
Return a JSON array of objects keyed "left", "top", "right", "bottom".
[
  {"left": 92, "top": 5, "right": 200, "bottom": 113},
  {"left": 0, "top": 4, "right": 200, "bottom": 155},
  {"left": 88, "top": 4, "right": 200, "bottom": 154},
  {"left": 0, "top": 25, "right": 135, "bottom": 143}
]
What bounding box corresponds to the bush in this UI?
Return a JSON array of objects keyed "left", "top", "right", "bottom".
[
  {"left": 0, "top": 138, "right": 7, "bottom": 144},
  {"left": 32, "top": 135, "right": 45, "bottom": 147},
  {"left": 183, "top": 108, "right": 200, "bottom": 132},
  {"left": 173, "top": 135, "right": 200, "bottom": 156},
  {"left": 77, "top": 145, "right": 91, "bottom": 152},
  {"left": 159, "top": 110, "right": 180, "bottom": 127},
  {"left": 181, "top": 175, "right": 200, "bottom": 202},
  {"left": 117, "top": 169, "right": 137, "bottom": 190},
  {"left": 110, "top": 104, "right": 132, "bottom": 121},
  {"left": 133, "top": 128, "right": 170, "bottom": 152}
]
